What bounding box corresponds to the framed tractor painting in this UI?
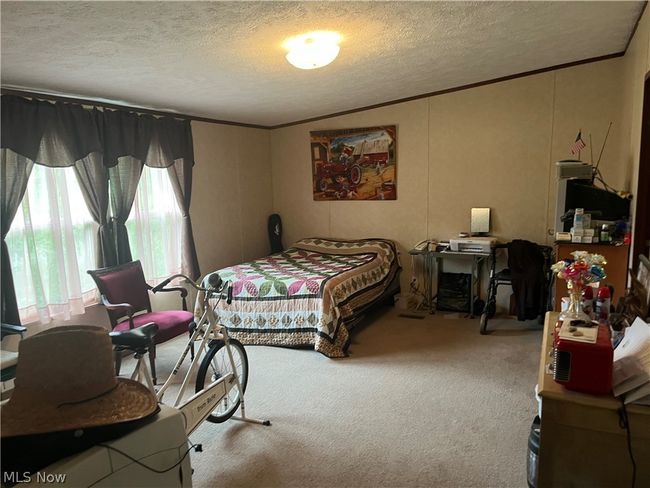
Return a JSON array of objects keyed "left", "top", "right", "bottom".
[{"left": 310, "top": 125, "right": 397, "bottom": 201}]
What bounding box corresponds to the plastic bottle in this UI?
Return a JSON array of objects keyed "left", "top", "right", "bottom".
[
  {"left": 595, "top": 286, "right": 611, "bottom": 323},
  {"left": 573, "top": 208, "right": 584, "bottom": 230},
  {"left": 581, "top": 286, "right": 594, "bottom": 319},
  {"left": 600, "top": 224, "right": 610, "bottom": 243},
  {"left": 624, "top": 221, "right": 632, "bottom": 245}
]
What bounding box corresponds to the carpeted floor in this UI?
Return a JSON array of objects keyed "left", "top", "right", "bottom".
[{"left": 145, "top": 307, "right": 543, "bottom": 488}]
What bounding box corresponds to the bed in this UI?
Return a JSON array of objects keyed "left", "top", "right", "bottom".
[{"left": 197, "top": 237, "right": 401, "bottom": 357}]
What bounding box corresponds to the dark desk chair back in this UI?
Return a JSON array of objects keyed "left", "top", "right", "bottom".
[{"left": 480, "top": 240, "right": 553, "bottom": 334}]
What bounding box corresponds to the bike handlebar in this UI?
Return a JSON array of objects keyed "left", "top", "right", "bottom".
[
  {"left": 151, "top": 277, "right": 173, "bottom": 293},
  {"left": 151, "top": 273, "right": 229, "bottom": 295}
]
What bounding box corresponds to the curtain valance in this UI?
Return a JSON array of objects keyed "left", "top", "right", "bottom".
[
  {"left": 1, "top": 95, "right": 194, "bottom": 168},
  {"left": 1, "top": 94, "right": 200, "bottom": 325},
  {"left": 102, "top": 108, "right": 194, "bottom": 168},
  {"left": 1, "top": 95, "right": 101, "bottom": 166}
]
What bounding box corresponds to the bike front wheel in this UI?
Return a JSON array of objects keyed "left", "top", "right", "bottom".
[{"left": 195, "top": 338, "right": 249, "bottom": 423}]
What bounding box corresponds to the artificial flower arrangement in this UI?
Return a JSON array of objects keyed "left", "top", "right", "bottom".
[
  {"left": 551, "top": 250, "right": 607, "bottom": 286},
  {"left": 551, "top": 250, "right": 607, "bottom": 320}
]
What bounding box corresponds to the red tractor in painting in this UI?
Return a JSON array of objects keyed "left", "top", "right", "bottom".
[{"left": 316, "top": 159, "right": 362, "bottom": 192}]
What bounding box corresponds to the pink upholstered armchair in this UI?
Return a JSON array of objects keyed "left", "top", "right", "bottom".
[{"left": 88, "top": 260, "right": 195, "bottom": 383}]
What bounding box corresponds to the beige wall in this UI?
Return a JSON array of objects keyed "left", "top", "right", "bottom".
[
  {"left": 191, "top": 121, "right": 273, "bottom": 275},
  {"left": 622, "top": 7, "right": 650, "bottom": 259},
  {"left": 270, "top": 58, "right": 627, "bottom": 293},
  {"left": 428, "top": 72, "right": 553, "bottom": 243}
]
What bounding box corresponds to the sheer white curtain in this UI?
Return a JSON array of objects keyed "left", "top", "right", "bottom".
[
  {"left": 6, "top": 165, "right": 182, "bottom": 324},
  {"left": 6, "top": 165, "right": 98, "bottom": 324},
  {"left": 126, "top": 166, "right": 182, "bottom": 283}
]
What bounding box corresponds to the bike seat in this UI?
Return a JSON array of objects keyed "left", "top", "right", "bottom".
[{"left": 109, "top": 322, "right": 159, "bottom": 350}]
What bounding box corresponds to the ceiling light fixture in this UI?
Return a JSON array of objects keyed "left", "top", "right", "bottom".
[{"left": 284, "top": 31, "right": 341, "bottom": 70}]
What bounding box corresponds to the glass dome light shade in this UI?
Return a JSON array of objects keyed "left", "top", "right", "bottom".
[{"left": 284, "top": 32, "right": 341, "bottom": 70}]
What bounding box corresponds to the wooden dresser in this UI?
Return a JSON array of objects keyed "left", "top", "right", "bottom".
[
  {"left": 537, "top": 312, "right": 650, "bottom": 487},
  {"left": 554, "top": 243, "right": 629, "bottom": 309}
]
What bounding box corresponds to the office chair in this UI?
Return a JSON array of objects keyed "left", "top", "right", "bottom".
[
  {"left": 88, "top": 260, "right": 195, "bottom": 384},
  {"left": 480, "top": 240, "right": 553, "bottom": 334}
]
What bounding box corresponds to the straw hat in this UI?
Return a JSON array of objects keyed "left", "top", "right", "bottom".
[{"left": 1, "top": 325, "right": 158, "bottom": 438}]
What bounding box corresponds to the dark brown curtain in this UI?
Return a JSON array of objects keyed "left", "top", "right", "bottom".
[
  {"left": 1, "top": 96, "right": 103, "bottom": 167},
  {"left": 1, "top": 99, "right": 114, "bottom": 268},
  {"left": 167, "top": 157, "right": 200, "bottom": 279},
  {"left": 74, "top": 153, "right": 115, "bottom": 268},
  {"left": 1, "top": 150, "right": 34, "bottom": 325},
  {"left": 161, "top": 118, "right": 200, "bottom": 279},
  {"left": 1, "top": 95, "right": 199, "bottom": 323},
  {"left": 1, "top": 96, "right": 104, "bottom": 323},
  {"left": 108, "top": 157, "right": 143, "bottom": 264},
  {"left": 101, "top": 110, "right": 198, "bottom": 267}
]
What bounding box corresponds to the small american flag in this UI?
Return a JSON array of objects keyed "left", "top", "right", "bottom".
[{"left": 570, "top": 131, "right": 586, "bottom": 155}]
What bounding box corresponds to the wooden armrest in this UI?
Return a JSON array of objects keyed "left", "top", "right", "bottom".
[
  {"left": 101, "top": 296, "right": 133, "bottom": 315},
  {"left": 101, "top": 296, "right": 136, "bottom": 329}
]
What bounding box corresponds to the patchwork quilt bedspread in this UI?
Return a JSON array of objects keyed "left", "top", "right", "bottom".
[{"left": 197, "top": 238, "right": 400, "bottom": 357}]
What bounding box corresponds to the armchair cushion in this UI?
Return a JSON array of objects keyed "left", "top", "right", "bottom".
[{"left": 115, "top": 310, "right": 194, "bottom": 344}]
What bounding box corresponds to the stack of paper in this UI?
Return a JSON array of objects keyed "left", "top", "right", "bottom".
[{"left": 613, "top": 317, "right": 650, "bottom": 405}]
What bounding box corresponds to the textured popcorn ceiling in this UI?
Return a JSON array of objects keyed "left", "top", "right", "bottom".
[{"left": 0, "top": 1, "right": 644, "bottom": 127}]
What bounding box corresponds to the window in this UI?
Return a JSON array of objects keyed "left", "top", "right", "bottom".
[
  {"left": 7, "top": 165, "right": 183, "bottom": 324},
  {"left": 6, "top": 165, "right": 98, "bottom": 324},
  {"left": 126, "top": 166, "right": 183, "bottom": 283}
]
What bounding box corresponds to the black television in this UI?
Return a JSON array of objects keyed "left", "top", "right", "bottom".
[{"left": 556, "top": 179, "right": 631, "bottom": 232}]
